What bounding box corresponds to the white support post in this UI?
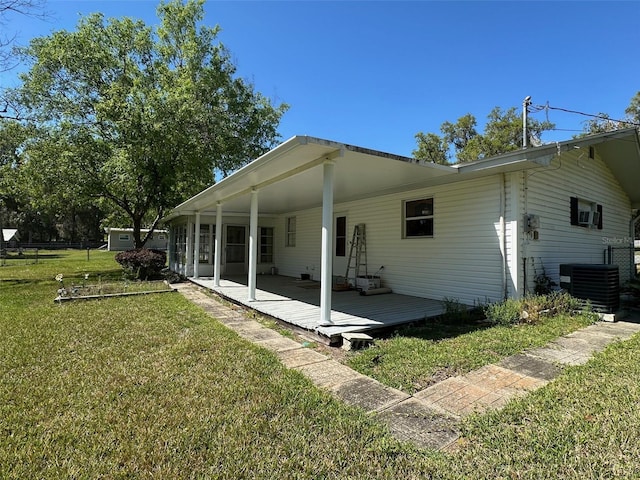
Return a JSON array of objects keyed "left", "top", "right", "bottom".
[
  {"left": 214, "top": 202, "right": 222, "bottom": 287},
  {"left": 319, "top": 160, "right": 335, "bottom": 325},
  {"left": 248, "top": 188, "right": 259, "bottom": 302},
  {"left": 185, "top": 218, "right": 193, "bottom": 277},
  {"left": 193, "top": 212, "right": 201, "bottom": 279}
]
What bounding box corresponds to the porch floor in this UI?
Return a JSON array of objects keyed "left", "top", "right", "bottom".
[{"left": 189, "top": 275, "right": 446, "bottom": 343}]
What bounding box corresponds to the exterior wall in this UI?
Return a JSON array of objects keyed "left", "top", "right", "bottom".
[
  {"left": 107, "top": 229, "right": 168, "bottom": 251},
  {"left": 522, "top": 148, "right": 632, "bottom": 290},
  {"left": 273, "top": 175, "right": 505, "bottom": 305}
]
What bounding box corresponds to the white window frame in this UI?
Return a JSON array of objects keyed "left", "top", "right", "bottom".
[
  {"left": 259, "top": 227, "right": 274, "bottom": 264},
  {"left": 403, "top": 197, "right": 434, "bottom": 238},
  {"left": 118, "top": 233, "right": 130, "bottom": 241},
  {"left": 285, "top": 216, "right": 296, "bottom": 247}
]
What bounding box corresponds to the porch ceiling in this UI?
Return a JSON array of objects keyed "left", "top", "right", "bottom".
[
  {"left": 594, "top": 130, "right": 640, "bottom": 209},
  {"left": 167, "top": 136, "right": 457, "bottom": 217}
]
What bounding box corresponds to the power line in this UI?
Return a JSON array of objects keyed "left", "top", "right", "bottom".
[{"left": 532, "top": 102, "right": 640, "bottom": 127}]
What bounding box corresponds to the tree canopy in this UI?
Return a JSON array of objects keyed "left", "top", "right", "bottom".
[
  {"left": 582, "top": 91, "right": 640, "bottom": 134},
  {"left": 413, "top": 106, "right": 555, "bottom": 164},
  {"left": 12, "top": 0, "right": 287, "bottom": 247}
]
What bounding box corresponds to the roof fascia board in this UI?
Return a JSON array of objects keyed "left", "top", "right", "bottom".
[{"left": 456, "top": 128, "right": 639, "bottom": 174}]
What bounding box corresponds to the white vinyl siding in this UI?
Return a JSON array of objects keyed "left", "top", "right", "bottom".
[
  {"left": 522, "top": 148, "right": 631, "bottom": 290},
  {"left": 273, "top": 175, "right": 504, "bottom": 305}
]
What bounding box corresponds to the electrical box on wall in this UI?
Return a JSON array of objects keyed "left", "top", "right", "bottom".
[{"left": 524, "top": 214, "right": 540, "bottom": 233}]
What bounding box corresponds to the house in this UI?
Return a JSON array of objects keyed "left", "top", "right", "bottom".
[
  {"left": 105, "top": 228, "right": 168, "bottom": 251},
  {"left": 164, "top": 128, "right": 640, "bottom": 334}
]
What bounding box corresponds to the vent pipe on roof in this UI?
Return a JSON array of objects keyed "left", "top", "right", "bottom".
[{"left": 523, "top": 96, "right": 532, "bottom": 149}]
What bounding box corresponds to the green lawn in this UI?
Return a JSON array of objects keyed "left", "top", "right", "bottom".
[
  {"left": 345, "top": 314, "right": 596, "bottom": 394},
  {"left": 2, "top": 250, "right": 640, "bottom": 478}
]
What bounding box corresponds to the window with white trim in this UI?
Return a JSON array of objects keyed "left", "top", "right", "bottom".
[
  {"left": 260, "top": 227, "right": 274, "bottom": 263},
  {"left": 403, "top": 198, "right": 434, "bottom": 237},
  {"left": 198, "top": 224, "right": 210, "bottom": 263},
  {"left": 118, "top": 233, "right": 130, "bottom": 241},
  {"left": 286, "top": 217, "right": 296, "bottom": 247},
  {"left": 570, "top": 196, "right": 602, "bottom": 230}
]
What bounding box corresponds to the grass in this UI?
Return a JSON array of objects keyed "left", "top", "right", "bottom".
[
  {"left": 345, "top": 314, "right": 596, "bottom": 394},
  {"left": 2, "top": 249, "right": 640, "bottom": 478},
  {"left": 0, "top": 251, "right": 443, "bottom": 478},
  {"left": 446, "top": 335, "right": 640, "bottom": 478}
]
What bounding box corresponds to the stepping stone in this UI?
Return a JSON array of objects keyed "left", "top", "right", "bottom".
[
  {"left": 499, "top": 354, "right": 562, "bottom": 381},
  {"left": 377, "top": 398, "right": 459, "bottom": 451},
  {"left": 332, "top": 376, "right": 409, "bottom": 413}
]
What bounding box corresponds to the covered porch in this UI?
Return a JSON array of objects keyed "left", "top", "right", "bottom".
[
  {"left": 190, "top": 275, "right": 446, "bottom": 344},
  {"left": 165, "top": 135, "right": 460, "bottom": 327}
]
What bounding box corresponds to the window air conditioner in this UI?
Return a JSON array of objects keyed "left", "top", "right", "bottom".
[{"left": 578, "top": 210, "right": 591, "bottom": 225}]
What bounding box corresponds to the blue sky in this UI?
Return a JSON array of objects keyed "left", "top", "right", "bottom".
[{"left": 3, "top": 1, "right": 639, "bottom": 157}]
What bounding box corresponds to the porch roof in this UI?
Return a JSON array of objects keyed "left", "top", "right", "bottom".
[
  {"left": 166, "top": 128, "right": 640, "bottom": 218},
  {"left": 166, "top": 136, "right": 459, "bottom": 218}
]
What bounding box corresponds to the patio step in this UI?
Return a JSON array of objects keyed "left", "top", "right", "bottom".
[{"left": 341, "top": 332, "right": 374, "bottom": 351}]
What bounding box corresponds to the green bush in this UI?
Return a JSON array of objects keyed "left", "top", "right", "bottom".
[
  {"left": 115, "top": 248, "right": 167, "bottom": 280},
  {"left": 483, "top": 298, "right": 522, "bottom": 326}
]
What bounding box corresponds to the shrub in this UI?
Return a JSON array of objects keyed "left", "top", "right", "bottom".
[
  {"left": 484, "top": 291, "right": 590, "bottom": 326},
  {"left": 115, "top": 248, "right": 167, "bottom": 280},
  {"left": 441, "top": 297, "right": 470, "bottom": 323},
  {"left": 483, "top": 298, "right": 522, "bottom": 326}
]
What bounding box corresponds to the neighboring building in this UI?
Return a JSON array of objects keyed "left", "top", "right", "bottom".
[
  {"left": 164, "top": 129, "right": 640, "bottom": 324},
  {"left": 105, "top": 228, "right": 168, "bottom": 251}
]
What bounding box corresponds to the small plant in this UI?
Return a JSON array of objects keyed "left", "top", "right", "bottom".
[
  {"left": 55, "top": 273, "right": 67, "bottom": 297},
  {"left": 115, "top": 248, "right": 167, "bottom": 280},
  {"left": 483, "top": 298, "right": 522, "bottom": 326},
  {"left": 441, "top": 297, "right": 470, "bottom": 323},
  {"left": 533, "top": 260, "right": 557, "bottom": 295}
]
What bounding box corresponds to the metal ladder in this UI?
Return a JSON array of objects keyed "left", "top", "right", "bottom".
[{"left": 345, "top": 223, "right": 367, "bottom": 287}]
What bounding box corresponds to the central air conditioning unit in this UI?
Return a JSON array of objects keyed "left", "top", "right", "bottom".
[{"left": 559, "top": 264, "right": 619, "bottom": 313}]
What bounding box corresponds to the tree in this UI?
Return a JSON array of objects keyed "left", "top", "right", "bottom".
[
  {"left": 1, "top": 0, "right": 48, "bottom": 119},
  {"left": 581, "top": 91, "right": 640, "bottom": 135},
  {"left": 412, "top": 132, "right": 448, "bottom": 165},
  {"left": 13, "top": 0, "right": 287, "bottom": 247},
  {"left": 413, "top": 106, "right": 555, "bottom": 164},
  {"left": 1, "top": 0, "right": 47, "bottom": 71},
  {"left": 624, "top": 91, "right": 640, "bottom": 126},
  {"left": 582, "top": 113, "right": 622, "bottom": 134}
]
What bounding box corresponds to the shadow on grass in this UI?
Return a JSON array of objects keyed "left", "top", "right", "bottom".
[
  {"left": 0, "top": 269, "right": 124, "bottom": 288},
  {"left": 1, "top": 253, "right": 64, "bottom": 261},
  {"left": 388, "top": 314, "right": 492, "bottom": 342}
]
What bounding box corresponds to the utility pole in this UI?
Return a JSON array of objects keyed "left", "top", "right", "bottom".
[{"left": 523, "top": 96, "right": 532, "bottom": 149}]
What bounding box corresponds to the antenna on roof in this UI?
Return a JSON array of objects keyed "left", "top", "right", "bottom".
[{"left": 523, "top": 96, "right": 532, "bottom": 149}]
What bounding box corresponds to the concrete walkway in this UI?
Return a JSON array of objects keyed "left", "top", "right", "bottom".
[{"left": 175, "top": 283, "right": 640, "bottom": 451}]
